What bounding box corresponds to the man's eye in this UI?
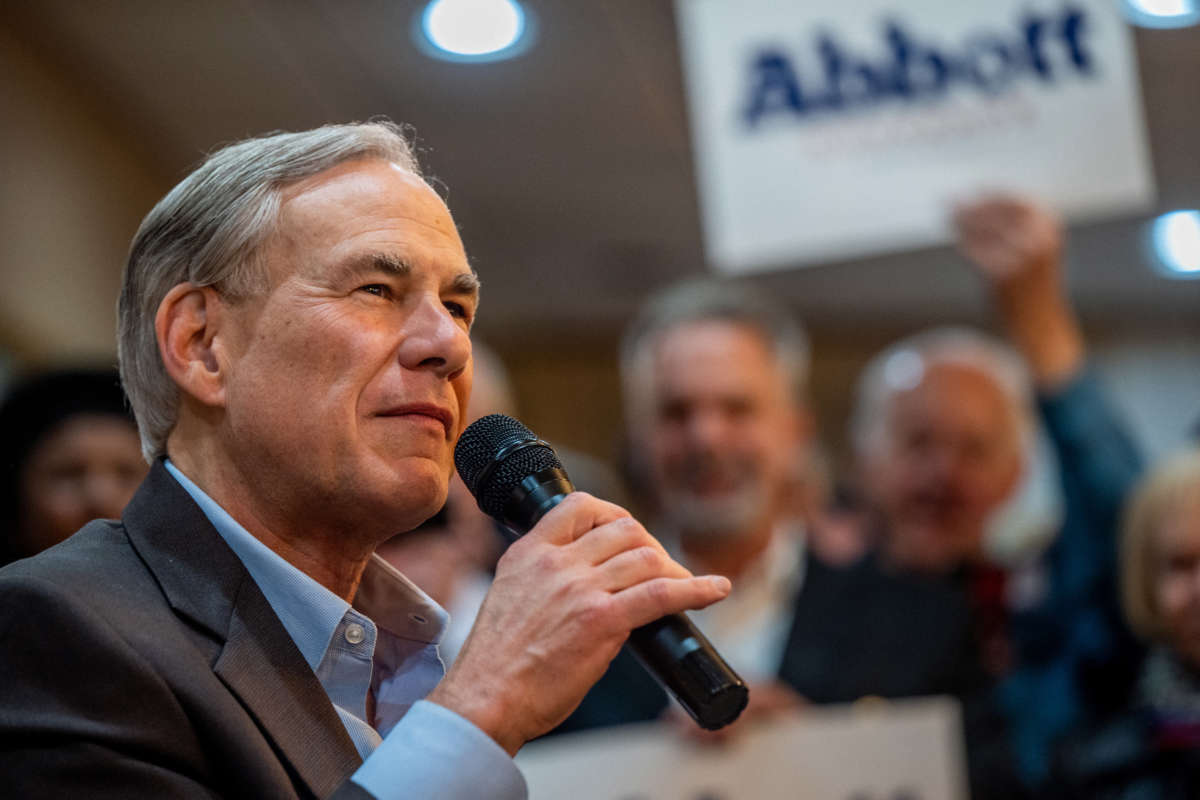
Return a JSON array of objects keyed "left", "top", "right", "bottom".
[
  {"left": 359, "top": 284, "right": 390, "bottom": 298},
  {"left": 444, "top": 301, "right": 471, "bottom": 321}
]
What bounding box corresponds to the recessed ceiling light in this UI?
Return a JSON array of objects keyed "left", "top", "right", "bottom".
[
  {"left": 1121, "top": 0, "right": 1200, "bottom": 29},
  {"left": 1150, "top": 210, "right": 1200, "bottom": 278},
  {"left": 418, "top": 0, "right": 533, "bottom": 63}
]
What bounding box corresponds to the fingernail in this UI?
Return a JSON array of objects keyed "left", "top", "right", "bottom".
[{"left": 709, "top": 576, "right": 731, "bottom": 593}]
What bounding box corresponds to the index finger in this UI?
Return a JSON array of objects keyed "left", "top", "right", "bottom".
[{"left": 526, "top": 491, "right": 633, "bottom": 546}]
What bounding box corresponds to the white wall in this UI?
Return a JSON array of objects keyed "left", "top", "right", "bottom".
[
  {"left": 1094, "top": 332, "right": 1200, "bottom": 462},
  {"left": 0, "top": 26, "right": 163, "bottom": 365}
]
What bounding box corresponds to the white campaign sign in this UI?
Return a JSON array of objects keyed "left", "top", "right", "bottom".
[
  {"left": 516, "top": 697, "right": 968, "bottom": 800},
  {"left": 675, "top": 0, "right": 1155, "bottom": 274}
]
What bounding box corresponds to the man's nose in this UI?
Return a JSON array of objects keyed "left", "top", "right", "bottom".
[
  {"left": 398, "top": 293, "right": 471, "bottom": 379},
  {"left": 921, "top": 442, "right": 955, "bottom": 477},
  {"left": 684, "top": 408, "right": 730, "bottom": 448}
]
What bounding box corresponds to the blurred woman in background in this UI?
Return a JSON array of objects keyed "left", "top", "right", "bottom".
[
  {"left": 1056, "top": 449, "right": 1200, "bottom": 797},
  {"left": 0, "top": 368, "right": 146, "bottom": 566}
]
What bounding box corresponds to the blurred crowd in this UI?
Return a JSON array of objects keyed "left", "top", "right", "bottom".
[{"left": 3, "top": 195, "right": 1197, "bottom": 798}]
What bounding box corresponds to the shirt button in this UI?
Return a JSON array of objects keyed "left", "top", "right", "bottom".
[{"left": 344, "top": 623, "right": 366, "bottom": 645}]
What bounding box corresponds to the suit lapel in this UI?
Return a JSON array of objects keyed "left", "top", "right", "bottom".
[
  {"left": 214, "top": 575, "right": 363, "bottom": 798},
  {"left": 124, "top": 461, "right": 362, "bottom": 798}
]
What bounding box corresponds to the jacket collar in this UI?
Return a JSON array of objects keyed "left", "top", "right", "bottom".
[{"left": 122, "top": 459, "right": 363, "bottom": 798}]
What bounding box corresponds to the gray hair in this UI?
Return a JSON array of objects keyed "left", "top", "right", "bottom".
[
  {"left": 118, "top": 120, "right": 421, "bottom": 461},
  {"left": 619, "top": 279, "right": 810, "bottom": 417},
  {"left": 850, "top": 326, "right": 1033, "bottom": 457}
]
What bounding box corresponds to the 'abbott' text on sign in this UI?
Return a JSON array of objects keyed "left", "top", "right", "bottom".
[{"left": 676, "top": 0, "right": 1154, "bottom": 274}]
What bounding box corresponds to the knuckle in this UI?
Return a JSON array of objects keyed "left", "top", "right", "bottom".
[
  {"left": 576, "top": 593, "right": 615, "bottom": 630},
  {"left": 531, "top": 547, "right": 565, "bottom": 575},
  {"left": 549, "top": 492, "right": 590, "bottom": 520},
  {"left": 562, "top": 491, "right": 595, "bottom": 509},
  {"left": 645, "top": 578, "right": 672, "bottom": 610},
  {"left": 615, "top": 516, "right": 642, "bottom": 537},
  {"left": 633, "top": 545, "right": 664, "bottom": 571}
]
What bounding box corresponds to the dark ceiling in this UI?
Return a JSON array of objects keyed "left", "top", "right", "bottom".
[{"left": 5, "top": 0, "right": 1199, "bottom": 342}]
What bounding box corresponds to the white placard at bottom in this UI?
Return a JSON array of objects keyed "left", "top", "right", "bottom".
[{"left": 516, "top": 696, "right": 968, "bottom": 800}]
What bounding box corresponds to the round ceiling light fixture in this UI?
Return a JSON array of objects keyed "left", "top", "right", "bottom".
[
  {"left": 1121, "top": 0, "right": 1200, "bottom": 28},
  {"left": 1150, "top": 210, "right": 1200, "bottom": 278},
  {"left": 418, "top": 0, "right": 533, "bottom": 62}
]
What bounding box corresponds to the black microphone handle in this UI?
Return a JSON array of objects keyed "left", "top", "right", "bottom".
[{"left": 497, "top": 468, "right": 749, "bottom": 731}]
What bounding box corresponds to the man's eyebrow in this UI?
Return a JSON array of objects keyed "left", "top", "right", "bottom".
[
  {"left": 450, "top": 271, "right": 481, "bottom": 297},
  {"left": 331, "top": 252, "right": 412, "bottom": 283},
  {"left": 371, "top": 253, "right": 412, "bottom": 276},
  {"left": 331, "top": 252, "right": 478, "bottom": 297}
]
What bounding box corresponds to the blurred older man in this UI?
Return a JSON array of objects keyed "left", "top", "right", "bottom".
[
  {"left": 0, "top": 122, "right": 731, "bottom": 799},
  {"left": 839, "top": 197, "right": 1144, "bottom": 789}
]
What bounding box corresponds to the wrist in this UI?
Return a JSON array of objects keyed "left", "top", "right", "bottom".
[
  {"left": 994, "top": 294, "right": 1084, "bottom": 391},
  {"left": 428, "top": 674, "right": 525, "bottom": 757}
]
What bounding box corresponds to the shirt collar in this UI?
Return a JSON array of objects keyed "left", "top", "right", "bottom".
[{"left": 163, "top": 459, "right": 447, "bottom": 671}]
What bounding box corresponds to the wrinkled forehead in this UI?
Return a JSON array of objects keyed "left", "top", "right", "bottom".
[{"left": 266, "top": 159, "right": 462, "bottom": 278}]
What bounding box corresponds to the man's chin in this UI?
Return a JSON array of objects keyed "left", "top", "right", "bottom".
[
  {"left": 662, "top": 491, "right": 765, "bottom": 541},
  {"left": 358, "top": 457, "right": 450, "bottom": 524},
  {"left": 894, "top": 523, "right": 978, "bottom": 569}
]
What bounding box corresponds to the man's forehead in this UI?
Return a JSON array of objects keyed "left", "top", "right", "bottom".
[
  {"left": 911, "top": 361, "right": 1010, "bottom": 404},
  {"left": 653, "top": 319, "right": 775, "bottom": 365},
  {"left": 279, "top": 158, "right": 427, "bottom": 203},
  {"left": 893, "top": 362, "right": 1019, "bottom": 439},
  {"left": 267, "top": 159, "right": 470, "bottom": 277},
  {"left": 633, "top": 321, "right": 788, "bottom": 408},
  {"left": 277, "top": 159, "right": 456, "bottom": 237}
]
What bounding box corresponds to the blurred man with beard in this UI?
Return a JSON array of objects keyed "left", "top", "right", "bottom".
[
  {"left": 619, "top": 281, "right": 811, "bottom": 694},
  {"left": 553, "top": 281, "right": 815, "bottom": 732}
]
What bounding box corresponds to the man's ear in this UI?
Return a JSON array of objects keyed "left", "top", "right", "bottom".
[{"left": 155, "top": 283, "right": 231, "bottom": 408}]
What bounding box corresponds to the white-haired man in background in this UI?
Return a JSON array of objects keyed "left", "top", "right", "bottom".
[{"left": 832, "top": 196, "right": 1144, "bottom": 792}]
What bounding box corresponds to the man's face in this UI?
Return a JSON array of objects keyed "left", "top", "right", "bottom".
[
  {"left": 632, "top": 320, "right": 802, "bottom": 541},
  {"left": 213, "top": 159, "right": 476, "bottom": 536},
  {"left": 1153, "top": 503, "right": 1200, "bottom": 671},
  {"left": 863, "top": 362, "right": 1021, "bottom": 570},
  {"left": 19, "top": 414, "right": 147, "bottom": 556}
]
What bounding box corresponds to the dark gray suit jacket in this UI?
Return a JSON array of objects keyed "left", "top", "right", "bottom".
[{"left": 0, "top": 461, "right": 375, "bottom": 799}]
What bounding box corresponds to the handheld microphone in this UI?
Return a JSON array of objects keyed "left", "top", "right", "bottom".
[{"left": 454, "top": 413, "right": 749, "bottom": 731}]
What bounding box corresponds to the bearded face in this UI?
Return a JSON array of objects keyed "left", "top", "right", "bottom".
[{"left": 631, "top": 321, "right": 802, "bottom": 544}]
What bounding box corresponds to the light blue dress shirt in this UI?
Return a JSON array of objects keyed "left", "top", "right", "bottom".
[{"left": 164, "top": 460, "right": 526, "bottom": 799}]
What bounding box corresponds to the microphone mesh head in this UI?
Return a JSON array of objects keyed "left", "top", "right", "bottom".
[{"left": 455, "top": 414, "right": 564, "bottom": 519}]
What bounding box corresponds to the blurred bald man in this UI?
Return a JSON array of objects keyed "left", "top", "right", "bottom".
[{"left": 839, "top": 197, "right": 1144, "bottom": 791}]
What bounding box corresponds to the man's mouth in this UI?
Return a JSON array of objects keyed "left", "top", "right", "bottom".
[{"left": 376, "top": 403, "right": 454, "bottom": 437}]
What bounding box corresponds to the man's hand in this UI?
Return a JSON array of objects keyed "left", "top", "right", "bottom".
[
  {"left": 426, "top": 493, "right": 731, "bottom": 755},
  {"left": 953, "top": 195, "right": 1084, "bottom": 390}
]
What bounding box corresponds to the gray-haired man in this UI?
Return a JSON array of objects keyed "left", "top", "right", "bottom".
[{"left": 0, "top": 122, "right": 730, "bottom": 798}]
